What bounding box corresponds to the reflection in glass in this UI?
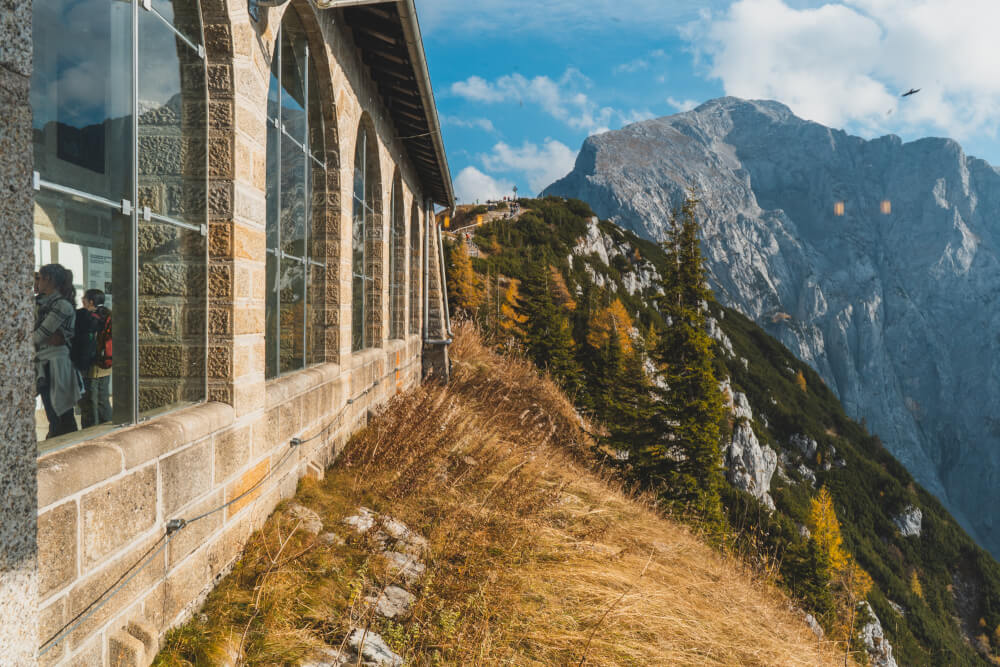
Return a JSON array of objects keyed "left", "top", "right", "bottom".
[
  {"left": 389, "top": 178, "right": 405, "bottom": 340},
  {"left": 137, "top": 7, "right": 207, "bottom": 223},
  {"left": 280, "top": 10, "right": 308, "bottom": 144},
  {"left": 31, "top": 0, "right": 208, "bottom": 449},
  {"left": 280, "top": 130, "right": 308, "bottom": 257},
  {"left": 410, "top": 207, "right": 420, "bottom": 334},
  {"left": 279, "top": 258, "right": 305, "bottom": 374},
  {"left": 137, "top": 219, "right": 206, "bottom": 417},
  {"left": 264, "top": 6, "right": 327, "bottom": 378},
  {"left": 32, "top": 191, "right": 134, "bottom": 444},
  {"left": 352, "top": 129, "right": 368, "bottom": 351},
  {"left": 31, "top": 0, "right": 132, "bottom": 202},
  {"left": 151, "top": 0, "right": 203, "bottom": 47}
]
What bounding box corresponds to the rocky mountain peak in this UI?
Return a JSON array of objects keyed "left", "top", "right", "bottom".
[{"left": 545, "top": 95, "right": 1000, "bottom": 556}]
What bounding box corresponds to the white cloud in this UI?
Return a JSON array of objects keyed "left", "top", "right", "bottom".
[
  {"left": 451, "top": 69, "right": 643, "bottom": 136},
  {"left": 440, "top": 115, "right": 497, "bottom": 133},
  {"left": 479, "top": 139, "right": 577, "bottom": 193},
  {"left": 684, "top": 0, "right": 1000, "bottom": 139},
  {"left": 454, "top": 166, "right": 514, "bottom": 204},
  {"left": 450, "top": 69, "right": 615, "bottom": 135},
  {"left": 667, "top": 97, "right": 699, "bottom": 112}
]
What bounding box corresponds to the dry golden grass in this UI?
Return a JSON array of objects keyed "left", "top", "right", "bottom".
[{"left": 155, "top": 321, "right": 845, "bottom": 666}]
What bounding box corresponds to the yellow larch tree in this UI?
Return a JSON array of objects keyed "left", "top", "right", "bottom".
[{"left": 586, "top": 298, "right": 634, "bottom": 356}]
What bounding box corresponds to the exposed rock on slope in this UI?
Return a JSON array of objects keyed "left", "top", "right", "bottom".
[{"left": 546, "top": 96, "right": 1000, "bottom": 555}]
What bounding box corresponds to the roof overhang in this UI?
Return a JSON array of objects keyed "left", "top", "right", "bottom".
[{"left": 334, "top": 0, "right": 454, "bottom": 207}]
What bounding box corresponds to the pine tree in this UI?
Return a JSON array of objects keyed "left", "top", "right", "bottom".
[
  {"left": 447, "top": 240, "right": 481, "bottom": 315},
  {"left": 642, "top": 195, "right": 728, "bottom": 531},
  {"left": 518, "top": 259, "right": 582, "bottom": 393}
]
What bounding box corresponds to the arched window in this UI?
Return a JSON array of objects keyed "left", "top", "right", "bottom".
[
  {"left": 389, "top": 174, "right": 406, "bottom": 339},
  {"left": 409, "top": 202, "right": 421, "bottom": 334},
  {"left": 352, "top": 119, "right": 381, "bottom": 351},
  {"left": 31, "top": 0, "right": 208, "bottom": 447},
  {"left": 265, "top": 7, "right": 327, "bottom": 378}
]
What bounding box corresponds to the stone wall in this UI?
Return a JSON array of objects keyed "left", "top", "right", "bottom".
[
  {"left": 31, "top": 0, "right": 450, "bottom": 664},
  {"left": 36, "top": 339, "right": 421, "bottom": 666},
  {"left": 0, "top": 0, "right": 40, "bottom": 662}
]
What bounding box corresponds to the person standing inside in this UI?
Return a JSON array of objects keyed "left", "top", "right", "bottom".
[
  {"left": 34, "top": 263, "right": 81, "bottom": 438},
  {"left": 74, "top": 288, "right": 113, "bottom": 427}
]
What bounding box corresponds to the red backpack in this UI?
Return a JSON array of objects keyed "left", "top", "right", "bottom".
[{"left": 94, "top": 312, "right": 113, "bottom": 369}]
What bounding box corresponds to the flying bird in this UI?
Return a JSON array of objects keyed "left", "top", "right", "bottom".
[{"left": 901, "top": 88, "right": 921, "bottom": 97}]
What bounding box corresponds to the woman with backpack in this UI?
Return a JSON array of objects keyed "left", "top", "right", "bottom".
[{"left": 34, "top": 263, "right": 81, "bottom": 438}]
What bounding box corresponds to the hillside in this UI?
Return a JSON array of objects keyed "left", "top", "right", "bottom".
[
  {"left": 543, "top": 96, "right": 1000, "bottom": 559},
  {"left": 454, "top": 195, "right": 1000, "bottom": 665},
  {"left": 152, "top": 323, "right": 838, "bottom": 666}
]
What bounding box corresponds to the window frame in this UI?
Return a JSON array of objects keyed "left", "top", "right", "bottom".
[
  {"left": 31, "top": 0, "right": 210, "bottom": 453},
  {"left": 264, "top": 9, "right": 329, "bottom": 379}
]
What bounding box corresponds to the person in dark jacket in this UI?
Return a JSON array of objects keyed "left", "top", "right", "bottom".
[
  {"left": 35, "top": 263, "right": 81, "bottom": 438},
  {"left": 76, "top": 289, "right": 112, "bottom": 427}
]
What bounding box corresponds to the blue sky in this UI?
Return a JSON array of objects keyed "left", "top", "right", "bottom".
[{"left": 415, "top": 0, "right": 1000, "bottom": 204}]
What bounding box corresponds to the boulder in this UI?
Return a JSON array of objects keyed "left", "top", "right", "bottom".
[
  {"left": 790, "top": 434, "right": 818, "bottom": 460},
  {"left": 893, "top": 505, "right": 922, "bottom": 537},
  {"left": 365, "top": 585, "right": 416, "bottom": 620}
]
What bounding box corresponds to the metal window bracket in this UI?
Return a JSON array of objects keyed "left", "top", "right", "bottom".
[
  {"left": 197, "top": 45, "right": 205, "bottom": 59},
  {"left": 121, "top": 199, "right": 133, "bottom": 215},
  {"left": 32, "top": 171, "right": 40, "bottom": 191},
  {"left": 141, "top": 0, "right": 151, "bottom": 10},
  {"left": 200, "top": 224, "right": 208, "bottom": 237},
  {"left": 142, "top": 206, "right": 152, "bottom": 222}
]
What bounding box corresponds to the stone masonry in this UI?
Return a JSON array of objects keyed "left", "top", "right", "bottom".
[
  {"left": 27, "top": 1, "right": 452, "bottom": 665},
  {"left": 0, "top": 0, "right": 41, "bottom": 661}
]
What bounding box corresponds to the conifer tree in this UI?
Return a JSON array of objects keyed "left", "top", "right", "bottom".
[
  {"left": 518, "top": 258, "right": 582, "bottom": 392},
  {"left": 643, "top": 195, "right": 728, "bottom": 530}
]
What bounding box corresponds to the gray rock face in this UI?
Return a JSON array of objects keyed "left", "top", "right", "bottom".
[
  {"left": 790, "top": 434, "right": 818, "bottom": 460},
  {"left": 858, "top": 602, "right": 898, "bottom": 667},
  {"left": 893, "top": 505, "right": 923, "bottom": 537},
  {"left": 546, "top": 95, "right": 1000, "bottom": 555},
  {"left": 725, "top": 385, "right": 778, "bottom": 510}
]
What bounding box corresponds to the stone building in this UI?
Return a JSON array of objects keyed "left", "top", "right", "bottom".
[{"left": 1, "top": 0, "right": 454, "bottom": 663}]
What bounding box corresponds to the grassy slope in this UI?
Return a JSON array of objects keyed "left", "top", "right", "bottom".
[
  {"left": 154, "top": 323, "right": 840, "bottom": 666},
  {"left": 468, "top": 196, "right": 1000, "bottom": 665}
]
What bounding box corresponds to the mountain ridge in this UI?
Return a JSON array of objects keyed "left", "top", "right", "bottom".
[{"left": 544, "top": 96, "right": 1000, "bottom": 555}]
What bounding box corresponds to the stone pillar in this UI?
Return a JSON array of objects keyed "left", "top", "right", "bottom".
[
  {"left": 0, "top": 0, "right": 40, "bottom": 662},
  {"left": 203, "top": 2, "right": 267, "bottom": 416},
  {"left": 422, "top": 212, "right": 449, "bottom": 380}
]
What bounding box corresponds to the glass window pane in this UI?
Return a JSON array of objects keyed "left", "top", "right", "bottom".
[
  {"left": 137, "top": 219, "right": 206, "bottom": 418},
  {"left": 352, "top": 273, "right": 365, "bottom": 351},
  {"left": 279, "top": 258, "right": 305, "bottom": 374},
  {"left": 308, "top": 58, "right": 325, "bottom": 163},
  {"left": 280, "top": 128, "right": 307, "bottom": 258},
  {"left": 307, "top": 161, "right": 327, "bottom": 366},
  {"left": 151, "top": 0, "right": 203, "bottom": 48},
  {"left": 33, "top": 192, "right": 134, "bottom": 450},
  {"left": 265, "top": 249, "right": 279, "bottom": 378},
  {"left": 267, "top": 36, "right": 280, "bottom": 123},
  {"left": 31, "top": 0, "right": 132, "bottom": 203},
  {"left": 280, "top": 13, "right": 307, "bottom": 144},
  {"left": 137, "top": 7, "right": 206, "bottom": 225},
  {"left": 266, "top": 121, "right": 281, "bottom": 252},
  {"left": 410, "top": 210, "right": 420, "bottom": 334},
  {"left": 389, "top": 180, "right": 404, "bottom": 340}
]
